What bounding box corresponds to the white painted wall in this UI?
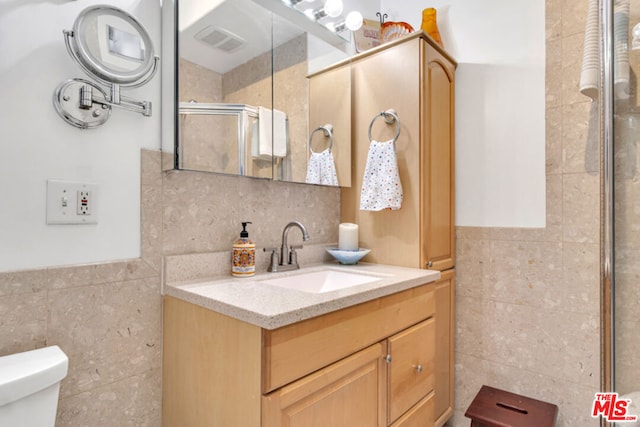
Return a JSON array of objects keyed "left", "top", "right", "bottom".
[
  {"left": 0, "top": 0, "right": 161, "bottom": 272},
  {"left": 381, "top": 0, "right": 546, "bottom": 227},
  {"left": 1, "top": 0, "right": 544, "bottom": 271}
]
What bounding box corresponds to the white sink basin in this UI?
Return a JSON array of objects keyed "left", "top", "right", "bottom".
[{"left": 259, "top": 268, "right": 383, "bottom": 294}]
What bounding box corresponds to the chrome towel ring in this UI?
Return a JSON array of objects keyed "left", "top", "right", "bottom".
[
  {"left": 368, "top": 109, "right": 401, "bottom": 143},
  {"left": 309, "top": 124, "right": 334, "bottom": 153}
]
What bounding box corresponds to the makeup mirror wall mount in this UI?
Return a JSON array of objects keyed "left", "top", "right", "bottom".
[{"left": 53, "top": 5, "right": 159, "bottom": 129}]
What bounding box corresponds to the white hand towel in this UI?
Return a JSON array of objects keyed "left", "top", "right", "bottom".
[
  {"left": 359, "top": 139, "right": 403, "bottom": 211},
  {"left": 255, "top": 107, "right": 288, "bottom": 159},
  {"left": 273, "top": 109, "right": 287, "bottom": 157},
  {"left": 305, "top": 149, "right": 339, "bottom": 186},
  {"left": 257, "top": 106, "right": 272, "bottom": 159}
]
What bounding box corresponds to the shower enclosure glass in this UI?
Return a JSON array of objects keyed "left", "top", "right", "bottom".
[{"left": 608, "top": 0, "right": 640, "bottom": 409}]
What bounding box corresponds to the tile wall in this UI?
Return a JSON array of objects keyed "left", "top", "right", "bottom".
[{"left": 451, "top": 0, "right": 601, "bottom": 425}]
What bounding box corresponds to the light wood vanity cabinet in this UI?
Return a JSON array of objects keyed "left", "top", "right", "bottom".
[
  {"left": 340, "top": 33, "right": 456, "bottom": 427},
  {"left": 264, "top": 318, "right": 435, "bottom": 427},
  {"left": 163, "top": 281, "right": 436, "bottom": 427}
]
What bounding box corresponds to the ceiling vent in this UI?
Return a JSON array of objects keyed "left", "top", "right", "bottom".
[{"left": 194, "top": 26, "right": 246, "bottom": 53}]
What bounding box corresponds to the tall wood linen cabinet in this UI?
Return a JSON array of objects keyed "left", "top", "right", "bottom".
[{"left": 341, "top": 32, "right": 456, "bottom": 427}]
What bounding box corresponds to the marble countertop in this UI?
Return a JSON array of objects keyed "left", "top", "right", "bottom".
[{"left": 164, "top": 262, "right": 440, "bottom": 330}]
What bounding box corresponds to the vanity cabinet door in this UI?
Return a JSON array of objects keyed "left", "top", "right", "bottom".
[
  {"left": 262, "top": 343, "right": 387, "bottom": 427},
  {"left": 387, "top": 318, "right": 436, "bottom": 424},
  {"left": 434, "top": 270, "right": 455, "bottom": 426}
]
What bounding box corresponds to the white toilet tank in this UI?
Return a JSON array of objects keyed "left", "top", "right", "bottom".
[{"left": 0, "top": 345, "right": 69, "bottom": 427}]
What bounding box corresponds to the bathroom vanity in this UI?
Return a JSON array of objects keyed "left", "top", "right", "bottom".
[{"left": 162, "top": 264, "right": 440, "bottom": 426}]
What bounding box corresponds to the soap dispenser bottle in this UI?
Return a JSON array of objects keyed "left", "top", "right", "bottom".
[{"left": 232, "top": 222, "right": 256, "bottom": 277}]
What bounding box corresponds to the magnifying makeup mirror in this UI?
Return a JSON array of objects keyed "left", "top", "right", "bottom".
[{"left": 53, "top": 5, "right": 159, "bottom": 129}]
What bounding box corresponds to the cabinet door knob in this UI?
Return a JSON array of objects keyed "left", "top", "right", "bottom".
[
  {"left": 415, "top": 364, "right": 423, "bottom": 373},
  {"left": 427, "top": 260, "right": 433, "bottom": 268},
  {"left": 384, "top": 354, "right": 392, "bottom": 364}
]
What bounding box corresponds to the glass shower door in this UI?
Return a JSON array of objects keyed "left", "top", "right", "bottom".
[{"left": 612, "top": 0, "right": 640, "bottom": 410}]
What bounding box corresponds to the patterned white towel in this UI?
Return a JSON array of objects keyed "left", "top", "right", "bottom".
[
  {"left": 306, "top": 149, "right": 338, "bottom": 186},
  {"left": 359, "top": 139, "right": 403, "bottom": 211}
]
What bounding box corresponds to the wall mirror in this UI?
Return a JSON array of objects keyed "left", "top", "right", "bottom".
[{"left": 162, "top": 0, "right": 355, "bottom": 186}]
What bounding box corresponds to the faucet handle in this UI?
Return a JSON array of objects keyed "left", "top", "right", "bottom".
[
  {"left": 263, "top": 247, "right": 279, "bottom": 272},
  {"left": 289, "top": 245, "right": 304, "bottom": 266}
]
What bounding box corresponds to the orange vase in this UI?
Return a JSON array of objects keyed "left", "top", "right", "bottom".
[{"left": 421, "top": 8, "right": 443, "bottom": 48}]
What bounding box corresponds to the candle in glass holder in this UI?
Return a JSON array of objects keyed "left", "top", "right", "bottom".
[{"left": 338, "top": 223, "right": 359, "bottom": 251}]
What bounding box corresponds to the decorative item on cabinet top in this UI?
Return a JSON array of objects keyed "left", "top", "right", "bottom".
[
  {"left": 53, "top": 5, "right": 159, "bottom": 129},
  {"left": 420, "top": 7, "right": 443, "bottom": 48},
  {"left": 381, "top": 21, "right": 414, "bottom": 44}
]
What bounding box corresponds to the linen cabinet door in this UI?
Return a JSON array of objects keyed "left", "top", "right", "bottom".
[
  {"left": 263, "top": 343, "right": 387, "bottom": 427},
  {"left": 420, "top": 41, "right": 456, "bottom": 272},
  {"left": 387, "top": 318, "right": 435, "bottom": 424}
]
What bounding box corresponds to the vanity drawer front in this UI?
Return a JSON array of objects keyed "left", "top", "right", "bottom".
[
  {"left": 263, "top": 283, "right": 435, "bottom": 393},
  {"left": 390, "top": 392, "right": 435, "bottom": 427},
  {"left": 388, "top": 318, "right": 435, "bottom": 424}
]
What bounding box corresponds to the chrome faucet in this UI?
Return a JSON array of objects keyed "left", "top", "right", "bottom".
[{"left": 265, "top": 221, "right": 310, "bottom": 272}]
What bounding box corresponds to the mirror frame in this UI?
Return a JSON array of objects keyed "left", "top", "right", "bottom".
[{"left": 71, "top": 5, "right": 156, "bottom": 85}]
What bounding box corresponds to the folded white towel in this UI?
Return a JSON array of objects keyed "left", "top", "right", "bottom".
[
  {"left": 306, "top": 149, "right": 339, "bottom": 186},
  {"left": 614, "top": 0, "right": 630, "bottom": 99},
  {"left": 359, "top": 139, "right": 403, "bottom": 211},
  {"left": 579, "top": 0, "right": 600, "bottom": 100},
  {"left": 580, "top": 0, "right": 630, "bottom": 100},
  {"left": 254, "top": 107, "right": 288, "bottom": 159}
]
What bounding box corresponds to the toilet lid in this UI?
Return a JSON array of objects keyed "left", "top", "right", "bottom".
[{"left": 0, "top": 346, "right": 68, "bottom": 407}]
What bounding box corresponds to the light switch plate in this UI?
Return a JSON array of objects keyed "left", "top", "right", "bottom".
[{"left": 46, "top": 180, "right": 98, "bottom": 225}]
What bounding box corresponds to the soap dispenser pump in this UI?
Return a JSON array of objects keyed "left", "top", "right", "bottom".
[{"left": 232, "top": 222, "right": 256, "bottom": 277}]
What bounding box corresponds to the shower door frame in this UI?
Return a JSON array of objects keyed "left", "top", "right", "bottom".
[{"left": 601, "top": 0, "right": 615, "bottom": 404}]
